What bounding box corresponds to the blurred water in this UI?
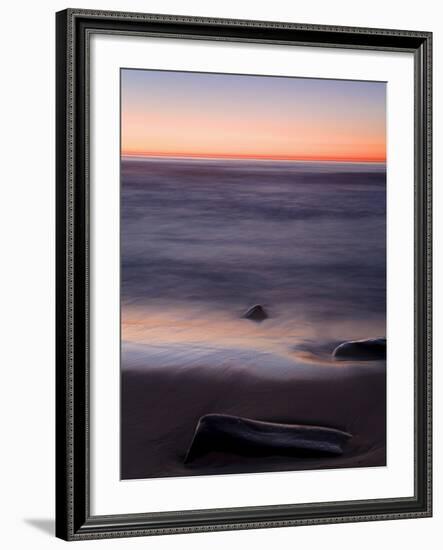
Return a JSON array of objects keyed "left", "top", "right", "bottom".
[{"left": 121, "top": 157, "right": 386, "bottom": 353}]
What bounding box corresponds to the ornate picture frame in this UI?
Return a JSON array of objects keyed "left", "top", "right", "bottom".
[{"left": 55, "top": 8, "right": 432, "bottom": 540}]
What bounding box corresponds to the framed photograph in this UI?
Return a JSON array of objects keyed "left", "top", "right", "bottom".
[{"left": 55, "top": 8, "right": 432, "bottom": 540}]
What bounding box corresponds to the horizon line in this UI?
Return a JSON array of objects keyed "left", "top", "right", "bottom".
[{"left": 121, "top": 151, "right": 387, "bottom": 163}]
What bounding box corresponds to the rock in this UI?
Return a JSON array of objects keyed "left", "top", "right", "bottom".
[
  {"left": 184, "top": 413, "right": 352, "bottom": 464},
  {"left": 243, "top": 304, "right": 268, "bottom": 322},
  {"left": 333, "top": 337, "right": 386, "bottom": 361}
]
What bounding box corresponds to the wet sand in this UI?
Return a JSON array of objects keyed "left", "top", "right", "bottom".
[{"left": 121, "top": 342, "right": 386, "bottom": 480}]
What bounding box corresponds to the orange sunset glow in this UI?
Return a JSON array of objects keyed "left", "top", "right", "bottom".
[{"left": 121, "top": 69, "right": 386, "bottom": 163}]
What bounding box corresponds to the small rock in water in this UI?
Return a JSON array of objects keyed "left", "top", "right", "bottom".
[
  {"left": 333, "top": 337, "right": 386, "bottom": 361},
  {"left": 243, "top": 304, "right": 268, "bottom": 322}
]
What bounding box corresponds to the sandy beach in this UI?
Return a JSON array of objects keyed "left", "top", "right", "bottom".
[{"left": 121, "top": 341, "right": 386, "bottom": 479}]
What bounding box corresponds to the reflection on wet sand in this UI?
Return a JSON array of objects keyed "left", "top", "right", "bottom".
[{"left": 122, "top": 305, "right": 384, "bottom": 367}]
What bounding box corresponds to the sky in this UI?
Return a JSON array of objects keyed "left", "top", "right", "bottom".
[{"left": 121, "top": 69, "right": 386, "bottom": 162}]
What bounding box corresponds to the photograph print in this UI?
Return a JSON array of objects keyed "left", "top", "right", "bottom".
[{"left": 120, "top": 68, "right": 387, "bottom": 480}]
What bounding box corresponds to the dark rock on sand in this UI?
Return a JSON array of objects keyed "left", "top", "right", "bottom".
[
  {"left": 333, "top": 337, "right": 386, "bottom": 361},
  {"left": 184, "top": 414, "right": 352, "bottom": 464},
  {"left": 243, "top": 304, "right": 268, "bottom": 322}
]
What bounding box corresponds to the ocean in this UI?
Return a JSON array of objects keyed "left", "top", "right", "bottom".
[{"left": 121, "top": 156, "right": 386, "bottom": 360}]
